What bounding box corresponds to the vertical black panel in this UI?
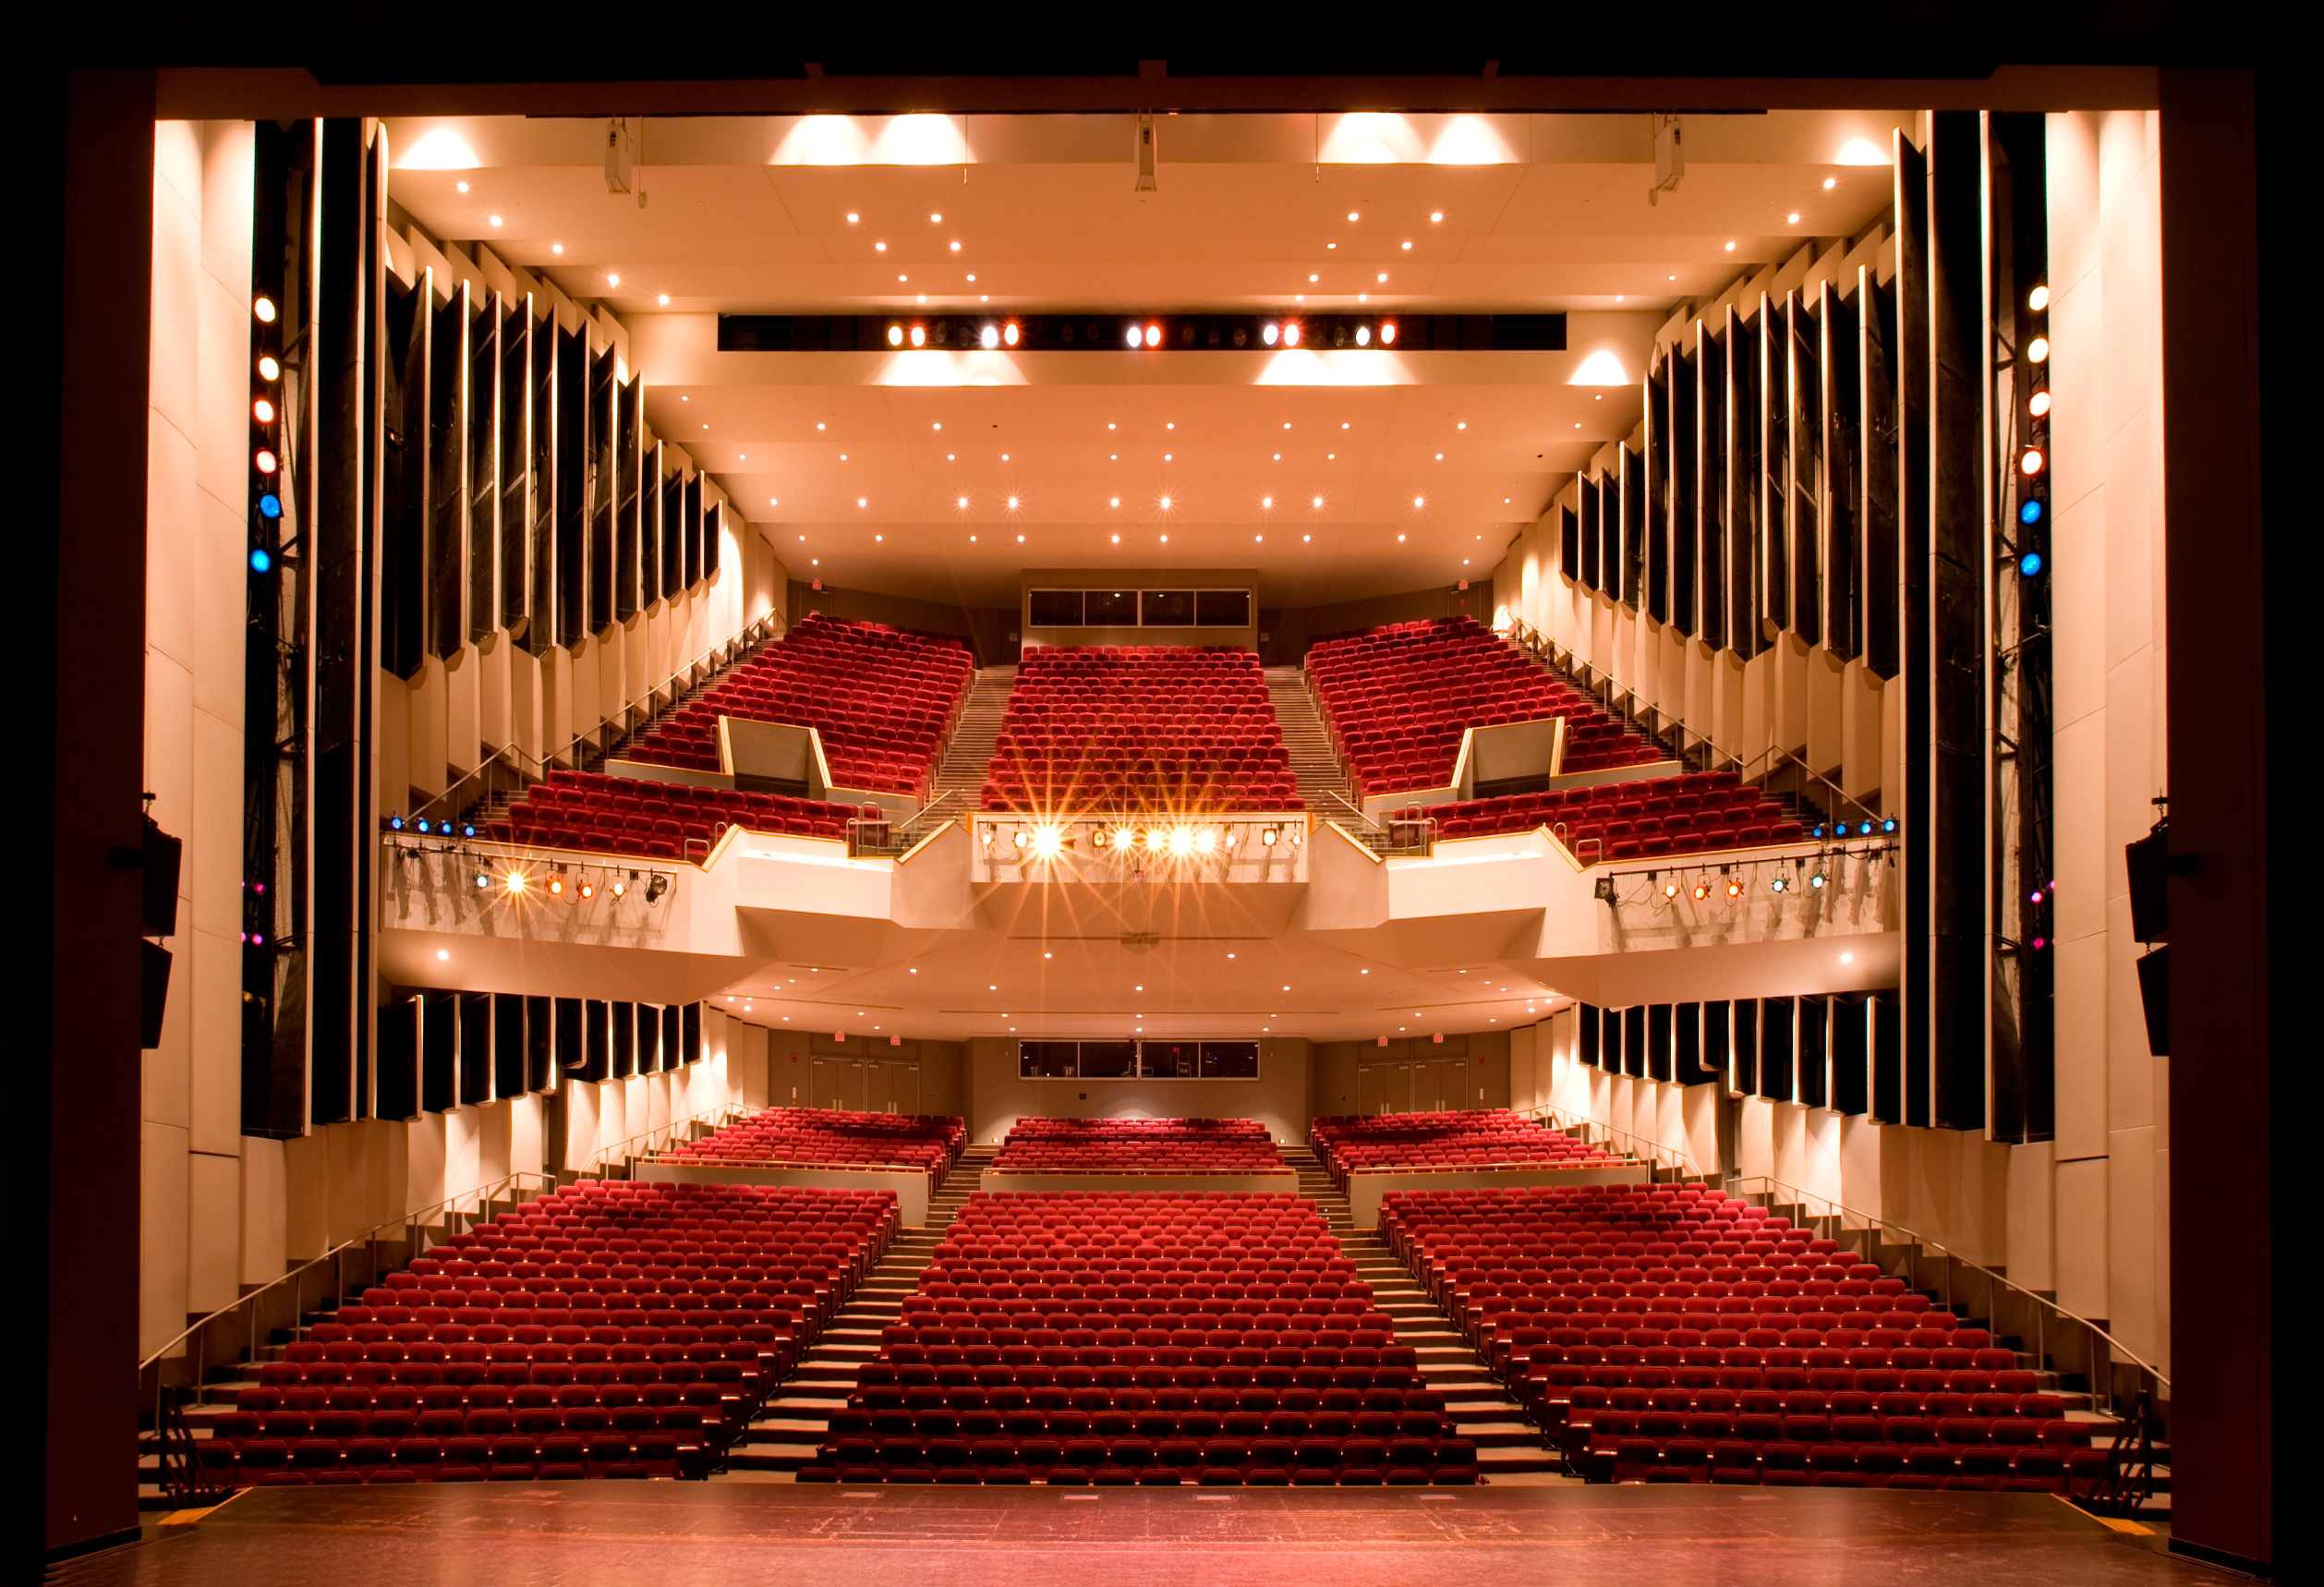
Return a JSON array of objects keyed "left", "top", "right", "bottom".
[
  {"left": 1646, "top": 354, "right": 1670, "bottom": 624},
  {"left": 1759, "top": 292, "right": 1789, "bottom": 641},
  {"left": 427, "top": 285, "right": 466, "bottom": 660},
  {"left": 1726, "top": 305, "right": 1761, "bottom": 659},
  {"left": 1578, "top": 1002, "right": 1600, "bottom": 1067},
  {"left": 680, "top": 1003, "right": 699, "bottom": 1065},
  {"left": 421, "top": 988, "right": 456, "bottom": 1114},
  {"left": 1558, "top": 505, "right": 1580, "bottom": 582},
  {"left": 1894, "top": 132, "right": 1932, "bottom": 1127},
  {"left": 1870, "top": 987, "right": 1904, "bottom": 1123},
  {"left": 704, "top": 499, "right": 722, "bottom": 581},
  {"left": 1822, "top": 281, "right": 1864, "bottom": 660},
  {"left": 526, "top": 307, "right": 556, "bottom": 656},
  {"left": 1578, "top": 478, "right": 1600, "bottom": 591},
  {"left": 1599, "top": 475, "right": 1622, "bottom": 603},
  {"left": 1861, "top": 268, "right": 1901, "bottom": 678},
  {"left": 1670, "top": 345, "right": 1697, "bottom": 635},
  {"left": 1791, "top": 289, "right": 1823, "bottom": 647},
  {"left": 660, "top": 468, "right": 684, "bottom": 600},
  {"left": 553, "top": 325, "right": 587, "bottom": 646},
  {"left": 1832, "top": 990, "right": 1870, "bottom": 1116},
  {"left": 582, "top": 999, "right": 611, "bottom": 1084},
  {"left": 493, "top": 992, "right": 527, "bottom": 1099},
  {"left": 614, "top": 378, "right": 640, "bottom": 621},
  {"left": 684, "top": 474, "right": 703, "bottom": 588},
  {"left": 499, "top": 304, "right": 530, "bottom": 643},
  {"left": 1730, "top": 999, "right": 1760, "bottom": 1095},
  {"left": 376, "top": 995, "right": 419, "bottom": 1121},
  {"left": 611, "top": 1001, "right": 635, "bottom": 1080},
  {"left": 308, "top": 117, "right": 378, "bottom": 1126},
  {"left": 458, "top": 989, "right": 491, "bottom": 1107},
  {"left": 1925, "top": 109, "right": 1990, "bottom": 1132},
  {"left": 1624, "top": 446, "right": 1649, "bottom": 616},
  {"left": 1797, "top": 993, "right": 1830, "bottom": 1109},
  {"left": 553, "top": 995, "right": 585, "bottom": 1081},
  {"left": 467, "top": 295, "right": 498, "bottom": 640},
  {"left": 1758, "top": 995, "right": 1795, "bottom": 1102},
  {"left": 526, "top": 994, "right": 554, "bottom": 1093},
  {"left": 587, "top": 348, "right": 614, "bottom": 635},
  {"left": 1621, "top": 1006, "right": 1646, "bottom": 1077},
  {"left": 1702, "top": 1000, "right": 1731, "bottom": 1088},
  {"left": 1672, "top": 1001, "right": 1701, "bottom": 1084},
  {"left": 1698, "top": 325, "right": 1726, "bottom": 650},
  {"left": 379, "top": 276, "right": 424, "bottom": 679},
  {"left": 1647, "top": 1002, "right": 1673, "bottom": 1083},
  {"left": 635, "top": 1003, "right": 660, "bottom": 1073}
]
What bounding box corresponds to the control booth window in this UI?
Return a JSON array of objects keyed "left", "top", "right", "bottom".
[
  {"left": 1140, "top": 589, "right": 1195, "bottom": 626},
  {"left": 1027, "top": 588, "right": 1083, "bottom": 627},
  {"left": 1017, "top": 1038, "right": 1261, "bottom": 1080},
  {"left": 1085, "top": 588, "right": 1138, "bottom": 624},
  {"left": 1024, "top": 587, "right": 1254, "bottom": 630}
]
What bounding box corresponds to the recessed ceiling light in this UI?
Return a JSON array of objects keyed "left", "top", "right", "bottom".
[
  {"left": 857, "top": 498, "right": 866, "bottom": 506},
  {"left": 1309, "top": 274, "right": 1319, "bottom": 283},
  {"left": 1159, "top": 496, "right": 1172, "bottom": 508},
  {"left": 877, "top": 242, "right": 886, "bottom": 251},
  {"left": 817, "top": 422, "right": 825, "bottom": 429},
  {"left": 1007, "top": 496, "right": 1019, "bottom": 509},
  {"left": 1435, "top": 454, "right": 1444, "bottom": 460},
  {"left": 657, "top": 293, "right": 669, "bottom": 306},
  {"left": 1725, "top": 241, "right": 1737, "bottom": 251},
  {"left": 1312, "top": 496, "right": 1323, "bottom": 507},
  {"left": 1787, "top": 212, "right": 1800, "bottom": 224},
  {"left": 551, "top": 243, "right": 563, "bottom": 254},
  {"left": 1413, "top": 497, "right": 1424, "bottom": 507},
  {"left": 1110, "top": 497, "right": 1120, "bottom": 507},
  {"left": 1822, "top": 176, "right": 1837, "bottom": 189},
  {"left": 769, "top": 497, "right": 779, "bottom": 505},
  {"left": 957, "top": 497, "right": 968, "bottom": 508},
  {"left": 1262, "top": 496, "right": 1273, "bottom": 507},
  {"left": 455, "top": 180, "right": 468, "bottom": 192},
  {"left": 1377, "top": 273, "right": 1387, "bottom": 283},
  {"left": 490, "top": 214, "right": 502, "bottom": 225},
  {"left": 1398, "top": 533, "right": 1406, "bottom": 541},
  {"left": 1302, "top": 534, "right": 1310, "bottom": 541},
  {"left": 1401, "top": 241, "right": 1412, "bottom": 250},
  {"left": 950, "top": 242, "right": 961, "bottom": 252},
  {"left": 607, "top": 273, "right": 620, "bottom": 285},
  {"left": 1016, "top": 534, "right": 1024, "bottom": 542},
  {"left": 930, "top": 212, "right": 941, "bottom": 223},
  {"left": 848, "top": 212, "right": 859, "bottom": 223},
  {"left": 1431, "top": 212, "right": 1443, "bottom": 222}
]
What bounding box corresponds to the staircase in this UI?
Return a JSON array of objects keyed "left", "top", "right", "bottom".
[
  {"left": 1265, "top": 668, "right": 1373, "bottom": 832},
  {"left": 890, "top": 668, "right": 1015, "bottom": 848},
  {"left": 1282, "top": 1145, "right": 1564, "bottom": 1483},
  {"left": 720, "top": 1145, "right": 994, "bottom": 1478}
]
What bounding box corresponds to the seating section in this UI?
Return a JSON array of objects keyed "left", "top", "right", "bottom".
[
  {"left": 667, "top": 1108, "right": 966, "bottom": 1181},
  {"left": 1424, "top": 770, "right": 1806, "bottom": 858},
  {"left": 981, "top": 648, "right": 1301, "bottom": 816},
  {"left": 799, "top": 1192, "right": 1475, "bottom": 1485},
  {"left": 992, "top": 1118, "right": 1285, "bottom": 1174},
  {"left": 1309, "top": 1110, "right": 1631, "bottom": 1193},
  {"left": 1306, "top": 618, "right": 1663, "bottom": 794},
  {"left": 1382, "top": 1185, "right": 2093, "bottom": 1490},
  {"left": 627, "top": 615, "right": 974, "bottom": 797},
  {"left": 191, "top": 1181, "right": 895, "bottom": 1487},
  {"left": 490, "top": 768, "right": 863, "bottom": 857}
]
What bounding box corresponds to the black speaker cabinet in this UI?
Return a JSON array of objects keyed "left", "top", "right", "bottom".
[
  {"left": 140, "top": 939, "right": 173, "bottom": 1048},
  {"left": 2136, "top": 946, "right": 2169, "bottom": 1057},
  {"left": 142, "top": 817, "right": 182, "bottom": 937},
  {"left": 2124, "top": 821, "right": 2169, "bottom": 945}
]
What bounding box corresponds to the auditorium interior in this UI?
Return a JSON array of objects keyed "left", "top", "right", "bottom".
[{"left": 26, "top": 44, "right": 2284, "bottom": 1587}]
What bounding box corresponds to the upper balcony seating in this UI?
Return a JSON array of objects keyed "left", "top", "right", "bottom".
[
  {"left": 626, "top": 615, "right": 974, "bottom": 798},
  {"left": 667, "top": 1108, "right": 966, "bottom": 1178},
  {"left": 190, "top": 1181, "right": 895, "bottom": 1487},
  {"left": 1308, "top": 1110, "right": 1629, "bottom": 1193},
  {"left": 980, "top": 648, "right": 1301, "bottom": 816},
  {"left": 797, "top": 1191, "right": 1477, "bottom": 1486},
  {"left": 488, "top": 769, "right": 859, "bottom": 858},
  {"left": 1306, "top": 617, "right": 1663, "bottom": 795},
  {"left": 1379, "top": 1184, "right": 2094, "bottom": 1491},
  {"left": 992, "top": 1118, "right": 1284, "bottom": 1174},
  {"left": 1420, "top": 769, "right": 1806, "bottom": 858}
]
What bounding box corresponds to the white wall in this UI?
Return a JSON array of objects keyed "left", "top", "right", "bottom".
[{"left": 142, "top": 120, "right": 255, "bottom": 1358}]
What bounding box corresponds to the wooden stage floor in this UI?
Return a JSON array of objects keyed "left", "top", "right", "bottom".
[{"left": 59, "top": 1484, "right": 2227, "bottom": 1587}]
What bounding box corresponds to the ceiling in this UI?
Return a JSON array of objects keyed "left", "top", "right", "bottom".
[{"left": 386, "top": 109, "right": 1904, "bottom": 610}]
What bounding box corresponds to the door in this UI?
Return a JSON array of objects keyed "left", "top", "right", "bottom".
[
  {"left": 808, "top": 1057, "right": 865, "bottom": 1110},
  {"left": 1358, "top": 1061, "right": 1416, "bottom": 1115},
  {"left": 865, "top": 1061, "right": 920, "bottom": 1117}
]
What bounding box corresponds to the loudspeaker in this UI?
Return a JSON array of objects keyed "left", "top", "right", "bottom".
[
  {"left": 2136, "top": 945, "right": 2169, "bottom": 1057},
  {"left": 141, "top": 817, "right": 182, "bottom": 937},
  {"left": 2124, "top": 821, "right": 2168, "bottom": 945},
  {"left": 140, "top": 939, "right": 173, "bottom": 1048}
]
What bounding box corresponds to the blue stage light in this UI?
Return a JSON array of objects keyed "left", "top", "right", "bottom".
[
  {"left": 1858, "top": 821, "right": 1875, "bottom": 837},
  {"left": 249, "top": 548, "right": 272, "bottom": 574},
  {"left": 388, "top": 815, "right": 405, "bottom": 831},
  {"left": 1882, "top": 817, "right": 1898, "bottom": 833},
  {"left": 260, "top": 493, "right": 282, "bottom": 519},
  {"left": 462, "top": 823, "right": 476, "bottom": 839},
  {"left": 2020, "top": 551, "right": 2043, "bottom": 576},
  {"left": 2020, "top": 500, "right": 2040, "bottom": 525},
  {"left": 415, "top": 818, "right": 432, "bottom": 834}
]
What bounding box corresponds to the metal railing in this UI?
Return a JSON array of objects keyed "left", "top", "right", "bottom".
[
  {"left": 140, "top": 1170, "right": 559, "bottom": 1438},
  {"left": 584, "top": 1100, "right": 767, "bottom": 1179},
  {"left": 413, "top": 612, "right": 785, "bottom": 827},
  {"left": 1726, "top": 1170, "right": 2170, "bottom": 1412},
  {"left": 1515, "top": 1102, "right": 1713, "bottom": 1182}
]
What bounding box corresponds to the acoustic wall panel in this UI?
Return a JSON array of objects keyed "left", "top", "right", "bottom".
[
  {"left": 427, "top": 283, "right": 467, "bottom": 660},
  {"left": 499, "top": 301, "right": 532, "bottom": 644},
  {"left": 467, "top": 294, "right": 500, "bottom": 640}
]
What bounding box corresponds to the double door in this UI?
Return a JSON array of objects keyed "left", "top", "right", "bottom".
[
  {"left": 805, "top": 1057, "right": 921, "bottom": 1116},
  {"left": 1356, "top": 1058, "right": 1474, "bottom": 1115}
]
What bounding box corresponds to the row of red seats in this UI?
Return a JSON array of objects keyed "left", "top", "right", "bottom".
[
  {"left": 1306, "top": 617, "right": 1661, "bottom": 792},
  {"left": 188, "top": 1181, "right": 893, "bottom": 1486},
  {"left": 992, "top": 1117, "right": 1285, "bottom": 1173},
  {"left": 982, "top": 648, "right": 1302, "bottom": 816},
  {"left": 1309, "top": 1109, "right": 1628, "bottom": 1191},
  {"left": 490, "top": 769, "right": 861, "bottom": 855},
  {"left": 198, "top": 1429, "right": 687, "bottom": 1485},
  {"left": 667, "top": 1107, "right": 965, "bottom": 1176},
  {"left": 627, "top": 614, "right": 973, "bottom": 793},
  {"left": 808, "top": 1431, "right": 1477, "bottom": 1485},
  {"left": 1424, "top": 772, "right": 1808, "bottom": 857}
]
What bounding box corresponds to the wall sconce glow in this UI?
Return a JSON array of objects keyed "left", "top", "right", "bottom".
[
  {"left": 773, "top": 115, "right": 870, "bottom": 165},
  {"left": 1567, "top": 350, "right": 1629, "bottom": 386},
  {"left": 874, "top": 351, "right": 1029, "bottom": 387},
  {"left": 1428, "top": 115, "right": 1517, "bottom": 164},
  {"left": 868, "top": 115, "right": 972, "bottom": 165},
  {"left": 1320, "top": 113, "right": 1424, "bottom": 164},
  {"left": 1834, "top": 137, "right": 1892, "bottom": 165},
  {"left": 1255, "top": 350, "right": 1405, "bottom": 387},
  {"left": 399, "top": 128, "right": 481, "bottom": 170}
]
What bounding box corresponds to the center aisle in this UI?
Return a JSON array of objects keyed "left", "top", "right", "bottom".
[
  {"left": 1278, "top": 1145, "right": 1566, "bottom": 1484},
  {"left": 720, "top": 1146, "right": 996, "bottom": 1479}
]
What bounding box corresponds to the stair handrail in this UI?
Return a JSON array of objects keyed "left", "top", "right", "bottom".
[
  {"left": 1725, "top": 1170, "right": 2171, "bottom": 1399},
  {"left": 587, "top": 1100, "right": 768, "bottom": 1178},
  {"left": 413, "top": 612, "right": 786, "bottom": 825},
  {"left": 1514, "top": 1103, "right": 1711, "bottom": 1182}
]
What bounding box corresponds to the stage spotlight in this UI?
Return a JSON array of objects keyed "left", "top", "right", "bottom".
[
  {"left": 255, "top": 449, "right": 278, "bottom": 474},
  {"left": 414, "top": 818, "right": 432, "bottom": 834},
  {"left": 1290, "top": 829, "right": 1302, "bottom": 846},
  {"left": 548, "top": 869, "right": 565, "bottom": 897},
  {"left": 1263, "top": 323, "right": 1279, "bottom": 346},
  {"left": 2027, "top": 284, "right": 2050, "bottom": 311},
  {"left": 1032, "top": 825, "right": 1063, "bottom": 859},
  {"left": 1882, "top": 817, "right": 1898, "bottom": 833},
  {"left": 1003, "top": 321, "right": 1020, "bottom": 346},
  {"left": 1725, "top": 875, "right": 1743, "bottom": 900},
  {"left": 981, "top": 324, "right": 999, "bottom": 349},
  {"left": 910, "top": 324, "right": 926, "bottom": 347},
  {"left": 1811, "top": 823, "right": 1826, "bottom": 839},
  {"left": 1356, "top": 326, "right": 1371, "bottom": 346},
  {"left": 2020, "top": 501, "right": 2041, "bottom": 525},
  {"left": 1661, "top": 876, "right": 1679, "bottom": 900},
  {"left": 2021, "top": 551, "right": 2044, "bottom": 576},
  {"left": 258, "top": 355, "right": 281, "bottom": 382},
  {"left": 503, "top": 867, "right": 528, "bottom": 896},
  {"left": 1692, "top": 878, "right": 1711, "bottom": 900},
  {"left": 1195, "top": 828, "right": 1216, "bottom": 854},
  {"left": 387, "top": 815, "right": 405, "bottom": 831},
  {"left": 1380, "top": 321, "right": 1397, "bottom": 345},
  {"left": 887, "top": 324, "right": 903, "bottom": 346},
  {"left": 2028, "top": 391, "right": 2052, "bottom": 418},
  {"left": 1810, "top": 868, "right": 1827, "bottom": 889},
  {"left": 1262, "top": 827, "right": 1279, "bottom": 847},
  {"left": 1772, "top": 873, "right": 1790, "bottom": 893},
  {"left": 253, "top": 297, "right": 277, "bottom": 323},
  {"left": 474, "top": 868, "right": 490, "bottom": 890},
  {"left": 578, "top": 878, "right": 596, "bottom": 900},
  {"left": 1145, "top": 324, "right": 1161, "bottom": 347},
  {"left": 1862, "top": 820, "right": 1879, "bottom": 836},
  {"left": 645, "top": 874, "right": 669, "bottom": 903},
  {"left": 1092, "top": 829, "right": 1109, "bottom": 851},
  {"left": 249, "top": 548, "right": 272, "bottom": 574},
  {"left": 1012, "top": 829, "right": 1029, "bottom": 850},
  {"left": 253, "top": 397, "right": 275, "bottom": 424},
  {"left": 611, "top": 874, "right": 631, "bottom": 899},
  {"left": 2020, "top": 448, "right": 2044, "bottom": 476},
  {"left": 1283, "top": 323, "right": 1301, "bottom": 347},
  {"left": 1168, "top": 826, "right": 1193, "bottom": 857},
  {"left": 2026, "top": 335, "right": 2049, "bottom": 363},
  {"left": 259, "top": 493, "right": 281, "bottom": 519}
]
